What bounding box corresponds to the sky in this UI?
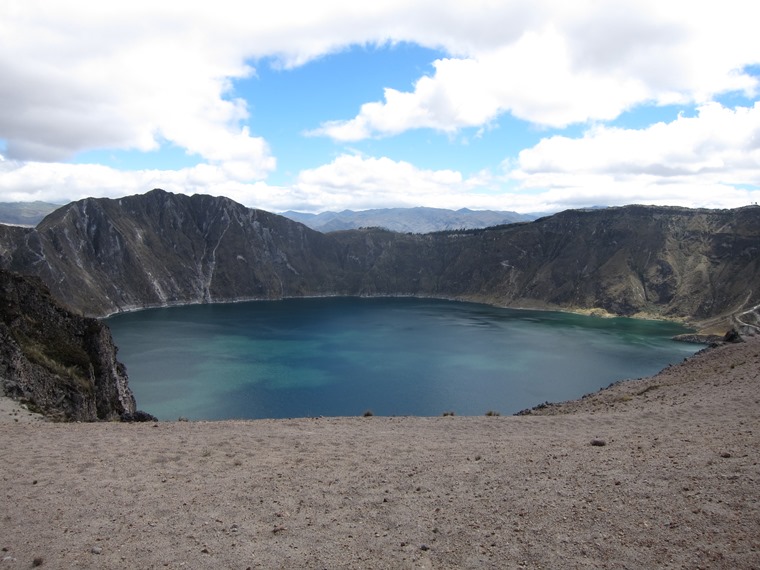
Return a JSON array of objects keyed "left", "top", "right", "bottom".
[{"left": 1, "top": 1, "right": 759, "bottom": 214}]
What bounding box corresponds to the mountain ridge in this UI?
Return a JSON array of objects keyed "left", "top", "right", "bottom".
[
  {"left": 281, "top": 206, "right": 534, "bottom": 233},
  {"left": 0, "top": 201, "right": 60, "bottom": 227},
  {"left": 1, "top": 189, "right": 758, "bottom": 333}
]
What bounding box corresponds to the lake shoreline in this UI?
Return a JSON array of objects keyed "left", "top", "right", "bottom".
[
  {"left": 99, "top": 291, "right": 707, "bottom": 330},
  {"left": 108, "top": 297, "right": 697, "bottom": 421}
]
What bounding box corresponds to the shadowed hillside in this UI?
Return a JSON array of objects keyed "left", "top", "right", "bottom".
[
  {"left": 330, "top": 206, "right": 760, "bottom": 325},
  {"left": 0, "top": 268, "right": 135, "bottom": 420},
  {"left": 0, "top": 190, "right": 345, "bottom": 315}
]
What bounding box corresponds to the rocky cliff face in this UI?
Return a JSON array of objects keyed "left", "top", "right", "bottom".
[
  {"left": 0, "top": 268, "right": 136, "bottom": 421},
  {"left": 1, "top": 190, "right": 758, "bottom": 329},
  {"left": 332, "top": 205, "right": 760, "bottom": 324},
  {"left": 1, "top": 190, "right": 343, "bottom": 316}
]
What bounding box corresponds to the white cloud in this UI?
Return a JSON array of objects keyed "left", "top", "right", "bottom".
[
  {"left": 313, "top": 30, "right": 651, "bottom": 140},
  {"left": 0, "top": 159, "right": 283, "bottom": 207},
  {"left": 513, "top": 103, "right": 760, "bottom": 184},
  {"left": 1, "top": 1, "right": 759, "bottom": 214},
  {"left": 506, "top": 102, "right": 760, "bottom": 210},
  {"left": 5, "top": 1, "right": 758, "bottom": 160},
  {"left": 0, "top": 2, "right": 274, "bottom": 177},
  {"left": 290, "top": 154, "right": 467, "bottom": 211},
  {"left": 0, "top": 154, "right": 503, "bottom": 213},
  {"left": 313, "top": 0, "right": 759, "bottom": 139}
]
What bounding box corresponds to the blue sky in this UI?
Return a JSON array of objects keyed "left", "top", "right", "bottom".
[{"left": 1, "top": 1, "right": 759, "bottom": 214}]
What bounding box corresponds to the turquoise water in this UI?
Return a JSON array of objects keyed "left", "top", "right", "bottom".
[{"left": 106, "top": 297, "right": 699, "bottom": 420}]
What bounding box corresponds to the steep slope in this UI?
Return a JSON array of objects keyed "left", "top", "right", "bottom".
[
  {"left": 331, "top": 205, "right": 760, "bottom": 325},
  {"left": 1, "top": 189, "right": 344, "bottom": 316},
  {"left": 0, "top": 268, "right": 136, "bottom": 421},
  {"left": 1, "top": 190, "right": 758, "bottom": 330}
]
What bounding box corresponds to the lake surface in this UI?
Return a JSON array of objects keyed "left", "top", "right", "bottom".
[{"left": 106, "top": 297, "right": 699, "bottom": 420}]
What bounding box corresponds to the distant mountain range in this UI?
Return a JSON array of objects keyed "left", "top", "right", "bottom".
[
  {"left": 0, "top": 201, "right": 536, "bottom": 233},
  {"left": 0, "top": 201, "right": 59, "bottom": 226},
  {"left": 1, "top": 189, "right": 758, "bottom": 335},
  {"left": 281, "top": 207, "right": 535, "bottom": 233}
]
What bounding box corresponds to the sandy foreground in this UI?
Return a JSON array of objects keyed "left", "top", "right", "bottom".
[{"left": 1, "top": 337, "right": 758, "bottom": 569}]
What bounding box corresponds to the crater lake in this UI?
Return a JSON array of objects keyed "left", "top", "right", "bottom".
[{"left": 106, "top": 297, "right": 700, "bottom": 420}]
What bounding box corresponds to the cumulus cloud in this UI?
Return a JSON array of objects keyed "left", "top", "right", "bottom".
[
  {"left": 513, "top": 103, "right": 760, "bottom": 184},
  {"left": 6, "top": 1, "right": 757, "bottom": 159},
  {"left": 506, "top": 102, "right": 760, "bottom": 210},
  {"left": 313, "top": 0, "right": 759, "bottom": 139},
  {"left": 290, "top": 154, "right": 468, "bottom": 211},
  {"left": 1, "top": 1, "right": 759, "bottom": 213},
  {"left": 0, "top": 2, "right": 274, "bottom": 176},
  {"left": 0, "top": 153, "right": 500, "bottom": 212},
  {"left": 0, "top": 157, "right": 296, "bottom": 210}
]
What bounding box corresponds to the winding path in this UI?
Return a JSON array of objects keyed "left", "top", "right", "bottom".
[{"left": 735, "top": 301, "right": 760, "bottom": 333}]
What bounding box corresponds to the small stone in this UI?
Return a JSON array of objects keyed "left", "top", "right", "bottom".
[
  {"left": 720, "top": 452, "right": 731, "bottom": 458},
  {"left": 420, "top": 544, "right": 430, "bottom": 551},
  {"left": 590, "top": 438, "right": 607, "bottom": 447},
  {"left": 91, "top": 547, "right": 102, "bottom": 555}
]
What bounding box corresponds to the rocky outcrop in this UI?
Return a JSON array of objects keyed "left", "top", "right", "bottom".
[
  {"left": 0, "top": 268, "right": 136, "bottom": 421},
  {"left": 1, "top": 190, "right": 759, "bottom": 330}
]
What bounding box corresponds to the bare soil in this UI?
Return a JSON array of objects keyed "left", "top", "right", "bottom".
[{"left": 1, "top": 336, "right": 758, "bottom": 569}]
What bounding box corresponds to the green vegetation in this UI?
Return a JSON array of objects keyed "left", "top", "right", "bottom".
[{"left": 12, "top": 330, "right": 92, "bottom": 392}]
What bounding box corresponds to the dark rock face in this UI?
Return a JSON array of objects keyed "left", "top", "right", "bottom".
[
  {"left": 723, "top": 328, "right": 743, "bottom": 343},
  {"left": 1, "top": 190, "right": 344, "bottom": 316},
  {"left": 0, "top": 268, "right": 136, "bottom": 421},
  {"left": 331, "top": 205, "right": 760, "bottom": 322},
  {"left": 1, "top": 190, "right": 759, "bottom": 327}
]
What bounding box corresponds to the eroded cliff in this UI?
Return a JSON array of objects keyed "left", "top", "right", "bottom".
[
  {"left": 0, "top": 190, "right": 343, "bottom": 316},
  {"left": 331, "top": 205, "right": 760, "bottom": 325},
  {"left": 0, "top": 268, "right": 136, "bottom": 421}
]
